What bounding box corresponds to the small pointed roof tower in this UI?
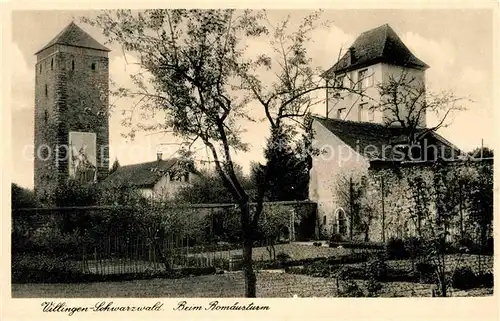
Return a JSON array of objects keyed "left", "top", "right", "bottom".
[
  {"left": 35, "top": 21, "right": 110, "bottom": 54},
  {"left": 323, "top": 24, "right": 429, "bottom": 77}
]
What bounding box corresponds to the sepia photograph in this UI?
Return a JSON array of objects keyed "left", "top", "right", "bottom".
[{"left": 10, "top": 8, "right": 494, "bottom": 300}]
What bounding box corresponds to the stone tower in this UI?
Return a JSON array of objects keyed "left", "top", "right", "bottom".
[{"left": 33, "top": 22, "right": 110, "bottom": 204}]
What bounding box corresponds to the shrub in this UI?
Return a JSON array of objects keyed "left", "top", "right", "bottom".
[
  {"left": 330, "top": 233, "right": 343, "bottom": 243},
  {"left": 484, "top": 237, "right": 493, "bottom": 255},
  {"left": 337, "top": 279, "right": 364, "bottom": 297},
  {"left": 367, "top": 255, "right": 388, "bottom": 281},
  {"left": 11, "top": 183, "right": 39, "bottom": 209},
  {"left": 416, "top": 262, "right": 436, "bottom": 284},
  {"left": 477, "top": 272, "right": 493, "bottom": 288},
  {"left": 11, "top": 253, "right": 81, "bottom": 283},
  {"left": 386, "top": 237, "right": 408, "bottom": 260},
  {"left": 404, "top": 237, "right": 424, "bottom": 259},
  {"left": 213, "top": 257, "right": 229, "bottom": 271},
  {"left": 276, "top": 251, "right": 291, "bottom": 264},
  {"left": 452, "top": 267, "right": 477, "bottom": 290}
]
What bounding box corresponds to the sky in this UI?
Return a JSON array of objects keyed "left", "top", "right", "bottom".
[{"left": 10, "top": 9, "right": 496, "bottom": 189}]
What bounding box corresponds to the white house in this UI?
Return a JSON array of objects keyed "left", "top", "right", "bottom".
[
  {"left": 308, "top": 24, "right": 460, "bottom": 239},
  {"left": 105, "top": 153, "right": 199, "bottom": 200}
]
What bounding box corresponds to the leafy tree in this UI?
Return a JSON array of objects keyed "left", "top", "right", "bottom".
[
  {"left": 251, "top": 126, "right": 310, "bottom": 202},
  {"left": 175, "top": 164, "right": 254, "bottom": 204},
  {"left": 84, "top": 9, "right": 357, "bottom": 297},
  {"left": 11, "top": 183, "right": 39, "bottom": 209}
]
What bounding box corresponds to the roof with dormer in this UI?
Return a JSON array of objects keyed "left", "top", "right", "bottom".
[
  {"left": 35, "top": 21, "right": 110, "bottom": 55},
  {"left": 322, "top": 24, "right": 429, "bottom": 78}
]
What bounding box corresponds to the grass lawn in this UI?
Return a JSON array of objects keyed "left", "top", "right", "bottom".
[{"left": 12, "top": 270, "right": 492, "bottom": 298}]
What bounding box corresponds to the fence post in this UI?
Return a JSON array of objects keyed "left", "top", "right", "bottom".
[{"left": 380, "top": 175, "right": 386, "bottom": 243}]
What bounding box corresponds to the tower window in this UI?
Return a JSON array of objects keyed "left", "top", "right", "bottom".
[
  {"left": 39, "top": 64, "right": 42, "bottom": 73},
  {"left": 45, "top": 84, "right": 48, "bottom": 97},
  {"left": 51, "top": 58, "right": 54, "bottom": 70},
  {"left": 337, "top": 108, "right": 346, "bottom": 119},
  {"left": 44, "top": 110, "right": 48, "bottom": 123},
  {"left": 91, "top": 62, "right": 96, "bottom": 70},
  {"left": 72, "top": 60, "right": 75, "bottom": 70}
]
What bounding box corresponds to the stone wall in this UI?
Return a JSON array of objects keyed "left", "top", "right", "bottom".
[{"left": 363, "top": 159, "right": 493, "bottom": 243}]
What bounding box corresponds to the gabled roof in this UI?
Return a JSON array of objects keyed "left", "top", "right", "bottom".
[
  {"left": 312, "top": 115, "right": 459, "bottom": 160},
  {"left": 35, "top": 22, "right": 110, "bottom": 55},
  {"left": 322, "top": 24, "right": 429, "bottom": 77},
  {"left": 104, "top": 158, "right": 196, "bottom": 188}
]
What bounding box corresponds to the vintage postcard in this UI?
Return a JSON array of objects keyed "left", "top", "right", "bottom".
[{"left": 2, "top": 1, "right": 499, "bottom": 321}]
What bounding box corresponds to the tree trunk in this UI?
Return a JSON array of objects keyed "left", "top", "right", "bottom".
[
  {"left": 243, "top": 237, "right": 257, "bottom": 297},
  {"left": 240, "top": 201, "right": 257, "bottom": 297}
]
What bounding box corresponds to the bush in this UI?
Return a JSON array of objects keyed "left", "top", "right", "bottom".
[
  {"left": 404, "top": 237, "right": 424, "bottom": 259},
  {"left": 276, "top": 251, "right": 291, "bottom": 264},
  {"left": 330, "top": 233, "right": 343, "bottom": 242},
  {"left": 416, "top": 262, "right": 436, "bottom": 284},
  {"left": 484, "top": 237, "right": 493, "bottom": 255},
  {"left": 477, "top": 272, "right": 493, "bottom": 288},
  {"left": 337, "top": 279, "right": 365, "bottom": 297},
  {"left": 11, "top": 253, "right": 82, "bottom": 283},
  {"left": 386, "top": 237, "right": 408, "bottom": 260},
  {"left": 452, "top": 267, "right": 477, "bottom": 290},
  {"left": 11, "top": 183, "right": 39, "bottom": 209},
  {"left": 367, "top": 255, "right": 388, "bottom": 281}
]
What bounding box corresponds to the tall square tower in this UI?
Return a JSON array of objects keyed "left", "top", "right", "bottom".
[{"left": 33, "top": 22, "right": 110, "bottom": 204}]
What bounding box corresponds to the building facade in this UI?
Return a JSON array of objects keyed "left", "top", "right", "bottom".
[
  {"left": 309, "top": 24, "right": 459, "bottom": 240},
  {"left": 33, "top": 22, "right": 110, "bottom": 204}
]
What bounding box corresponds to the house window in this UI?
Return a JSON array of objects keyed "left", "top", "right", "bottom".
[
  {"left": 335, "top": 74, "right": 345, "bottom": 87},
  {"left": 368, "top": 108, "right": 375, "bottom": 122},
  {"left": 358, "top": 102, "right": 368, "bottom": 121},
  {"left": 357, "top": 69, "right": 367, "bottom": 91},
  {"left": 91, "top": 62, "right": 96, "bottom": 71},
  {"left": 337, "top": 108, "right": 346, "bottom": 120}
]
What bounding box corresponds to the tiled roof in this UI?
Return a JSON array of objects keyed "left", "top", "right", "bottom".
[
  {"left": 323, "top": 24, "right": 428, "bottom": 77},
  {"left": 104, "top": 158, "right": 192, "bottom": 188},
  {"left": 35, "top": 22, "right": 110, "bottom": 54},
  {"left": 313, "top": 115, "right": 459, "bottom": 160}
]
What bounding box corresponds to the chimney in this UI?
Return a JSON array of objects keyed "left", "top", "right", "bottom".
[
  {"left": 348, "top": 47, "right": 356, "bottom": 65},
  {"left": 157, "top": 152, "right": 162, "bottom": 161}
]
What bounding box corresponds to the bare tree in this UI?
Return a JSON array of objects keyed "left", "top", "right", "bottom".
[
  {"left": 373, "top": 70, "right": 467, "bottom": 147},
  {"left": 84, "top": 9, "right": 362, "bottom": 297}
]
